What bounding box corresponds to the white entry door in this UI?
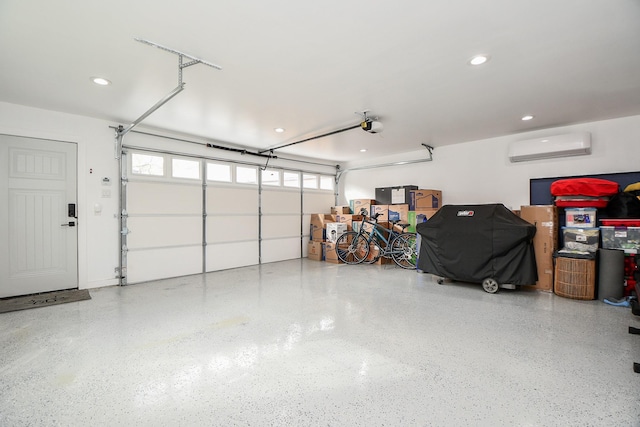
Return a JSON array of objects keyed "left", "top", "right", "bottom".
[{"left": 0, "top": 135, "right": 78, "bottom": 298}]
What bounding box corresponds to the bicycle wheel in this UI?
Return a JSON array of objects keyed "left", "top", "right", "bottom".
[
  {"left": 390, "top": 233, "right": 417, "bottom": 269},
  {"left": 335, "top": 231, "right": 369, "bottom": 264}
]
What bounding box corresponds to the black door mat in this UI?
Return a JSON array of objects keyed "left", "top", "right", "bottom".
[{"left": 0, "top": 289, "right": 91, "bottom": 314}]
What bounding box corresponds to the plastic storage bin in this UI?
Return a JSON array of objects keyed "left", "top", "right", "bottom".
[
  {"left": 600, "top": 226, "right": 640, "bottom": 250},
  {"left": 561, "top": 227, "right": 600, "bottom": 252},
  {"left": 565, "top": 208, "right": 597, "bottom": 227}
]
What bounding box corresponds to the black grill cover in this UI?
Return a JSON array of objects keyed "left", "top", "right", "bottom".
[{"left": 416, "top": 204, "right": 537, "bottom": 285}]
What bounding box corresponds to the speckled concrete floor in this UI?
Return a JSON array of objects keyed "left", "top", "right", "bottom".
[{"left": 1, "top": 259, "right": 639, "bottom": 426}]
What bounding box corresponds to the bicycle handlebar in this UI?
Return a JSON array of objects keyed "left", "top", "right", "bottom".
[{"left": 359, "top": 208, "right": 382, "bottom": 221}]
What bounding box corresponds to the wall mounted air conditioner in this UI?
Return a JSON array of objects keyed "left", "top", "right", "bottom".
[{"left": 508, "top": 132, "right": 591, "bottom": 162}]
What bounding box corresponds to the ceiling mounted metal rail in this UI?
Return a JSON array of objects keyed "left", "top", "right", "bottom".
[
  {"left": 259, "top": 123, "right": 362, "bottom": 154},
  {"left": 260, "top": 111, "right": 381, "bottom": 154},
  {"left": 114, "top": 38, "right": 222, "bottom": 159},
  {"left": 335, "top": 144, "right": 434, "bottom": 184}
]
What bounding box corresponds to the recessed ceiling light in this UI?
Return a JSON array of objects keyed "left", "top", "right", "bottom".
[
  {"left": 468, "top": 55, "right": 489, "bottom": 66},
  {"left": 91, "top": 77, "right": 111, "bottom": 86},
  {"left": 274, "top": 128, "right": 285, "bottom": 133},
  {"left": 360, "top": 149, "right": 367, "bottom": 152},
  {"left": 521, "top": 115, "right": 534, "bottom": 121}
]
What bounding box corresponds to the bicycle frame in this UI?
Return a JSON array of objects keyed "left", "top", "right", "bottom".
[
  {"left": 358, "top": 217, "right": 403, "bottom": 256},
  {"left": 334, "top": 208, "right": 417, "bottom": 268}
]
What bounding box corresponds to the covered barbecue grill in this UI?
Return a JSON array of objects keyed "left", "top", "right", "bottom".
[{"left": 416, "top": 204, "right": 537, "bottom": 293}]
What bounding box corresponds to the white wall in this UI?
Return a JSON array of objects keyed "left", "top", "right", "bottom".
[
  {"left": 0, "top": 101, "right": 120, "bottom": 289},
  {"left": 339, "top": 115, "right": 640, "bottom": 210}
]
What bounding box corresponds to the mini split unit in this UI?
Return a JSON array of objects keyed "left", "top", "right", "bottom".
[{"left": 508, "top": 132, "right": 591, "bottom": 162}]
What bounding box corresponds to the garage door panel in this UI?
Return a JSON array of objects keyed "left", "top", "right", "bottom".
[
  {"left": 207, "top": 241, "right": 258, "bottom": 271},
  {"left": 124, "top": 149, "right": 331, "bottom": 280},
  {"left": 206, "top": 215, "right": 258, "bottom": 243},
  {"left": 128, "top": 216, "right": 201, "bottom": 249},
  {"left": 303, "top": 192, "right": 334, "bottom": 214},
  {"left": 207, "top": 187, "right": 258, "bottom": 214},
  {"left": 262, "top": 215, "right": 300, "bottom": 239},
  {"left": 128, "top": 182, "right": 202, "bottom": 214},
  {"left": 261, "top": 238, "right": 301, "bottom": 263},
  {"left": 262, "top": 189, "right": 300, "bottom": 213},
  {"left": 127, "top": 246, "right": 202, "bottom": 283}
]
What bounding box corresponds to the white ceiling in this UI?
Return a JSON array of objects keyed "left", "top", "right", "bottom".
[{"left": 1, "top": 1, "right": 639, "bottom": 164}]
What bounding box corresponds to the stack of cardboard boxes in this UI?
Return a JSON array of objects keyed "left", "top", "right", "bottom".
[
  {"left": 308, "top": 188, "right": 442, "bottom": 264},
  {"left": 308, "top": 209, "right": 366, "bottom": 263}
]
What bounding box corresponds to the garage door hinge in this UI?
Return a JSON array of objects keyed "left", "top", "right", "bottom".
[
  {"left": 121, "top": 227, "right": 130, "bottom": 235},
  {"left": 121, "top": 209, "right": 128, "bottom": 217}
]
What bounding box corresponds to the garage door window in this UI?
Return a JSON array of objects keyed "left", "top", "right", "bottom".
[
  {"left": 132, "top": 153, "right": 164, "bottom": 176},
  {"left": 320, "top": 175, "right": 334, "bottom": 190},
  {"left": 303, "top": 174, "right": 318, "bottom": 189},
  {"left": 172, "top": 158, "right": 200, "bottom": 180},
  {"left": 236, "top": 166, "right": 258, "bottom": 184},
  {"left": 283, "top": 172, "right": 300, "bottom": 188},
  {"left": 207, "top": 162, "right": 232, "bottom": 182},
  {"left": 262, "top": 169, "right": 280, "bottom": 186}
]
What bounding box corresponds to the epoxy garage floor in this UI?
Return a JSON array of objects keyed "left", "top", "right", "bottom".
[{"left": 2, "top": 259, "right": 639, "bottom": 426}]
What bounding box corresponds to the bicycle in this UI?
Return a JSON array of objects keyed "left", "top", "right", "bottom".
[{"left": 334, "top": 208, "right": 418, "bottom": 269}]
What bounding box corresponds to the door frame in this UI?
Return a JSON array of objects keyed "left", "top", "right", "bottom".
[{"left": 0, "top": 132, "right": 80, "bottom": 297}]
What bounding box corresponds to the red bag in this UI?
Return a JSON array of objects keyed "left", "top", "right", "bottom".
[
  {"left": 550, "top": 178, "right": 619, "bottom": 197},
  {"left": 554, "top": 196, "right": 610, "bottom": 208}
]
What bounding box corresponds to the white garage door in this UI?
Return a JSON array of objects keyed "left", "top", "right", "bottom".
[
  {"left": 261, "top": 173, "right": 302, "bottom": 263},
  {"left": 126, "top": 154, "right": 203, "bottom": 283},
  {"left": 121, "top": 147, "right": 335, "bottom": 285}
]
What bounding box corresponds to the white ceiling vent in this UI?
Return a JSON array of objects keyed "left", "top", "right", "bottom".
[{"left": 508, "top": 132, "right": 591, "bottom": 162}]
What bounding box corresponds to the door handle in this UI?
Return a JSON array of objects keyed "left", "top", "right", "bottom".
[{"left": 61, "top": 221, "right": 76, "bottom": 227}]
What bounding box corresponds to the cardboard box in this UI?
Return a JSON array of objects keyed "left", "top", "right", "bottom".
[
  {"left": 307, "top": 241, "right": 323, "bottom": 261},
  {"left": 326, "top": 222, "right": 348, "bottom": 243},
  {"left": 323, "top": 241, "right": 342, "bottom": 264},
  {"left": 335, "top": 214, "right": 364, "bottom": 231},
  {"left": 388, "top": 204, "right": 409, "bottom": 223},
  {"left": 409, "top": 189, "right": 442, "bottom": 210},
  {"left": 331, "top": 206, "right": 351, "bottom": 214},
  {"left": 520, "top": 205, "right": 558, "bottom": 292},
  {"left": 309, "top": 213, "right": 334, "bottom": 242},
  {"left": 407, "top": 209, "right": 439, "bottom": 232},
  {"left": 350, "top": 199, "right": 376, "bottom": 216},
  {"left": 370, "top": 205, "right": 389, "bottom": 222},
  {"left": 391, "top": 185, "right": 419, "bottom": 204}
]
